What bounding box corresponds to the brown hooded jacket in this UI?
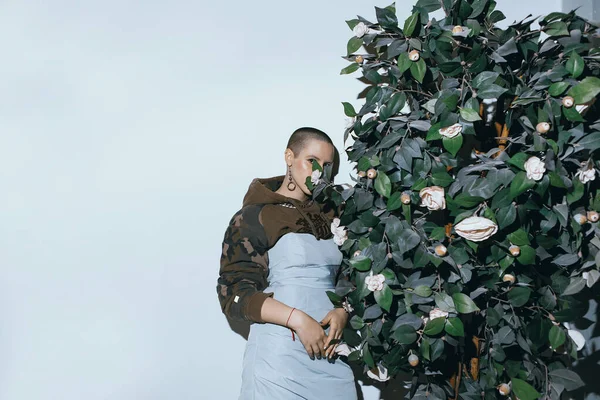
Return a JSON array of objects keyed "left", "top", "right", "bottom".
[{"left": 217, "top": 175, "right": 338, "bottom": 323}]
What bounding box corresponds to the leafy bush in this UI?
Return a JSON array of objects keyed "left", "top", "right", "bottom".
[{"left": 317, "top": 1, "right": 600, "bottom": 398}]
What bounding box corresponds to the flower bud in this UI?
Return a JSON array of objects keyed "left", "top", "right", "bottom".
[
  {"left": 367, "top": 168, "right": 377, "bottom": 179},
  {"left": 409, "top": 50, "right": 420, "bottom": 61},
  {"left": 357, "top": 170, "right": 366, "bottom": 178},
  {"left": 574, "top": 213, "right": 588, "bottom": 225},
  {"left": 401, "top": 192, "right": 411, "bottom": 204},
  {"left": 536, "top": 122, "right": 550, "bottom": 134},
  {"left": 435, "top": 244, "right": 447, "bottom": 257},
  {"left": 408, "top": 354, "right": 419, "bottom": 367},
  {"left": 387, "top": 252, "right": 393, "bottom": 259},
  {"left": 353, "top": 250, "right": 361, "bottom": 258},
  {"left": 587, "top": 210, "right": 599, "bottom": 222},
  {"left": 562, "top": 96, "right": 574, "bottom": 108},
  {"left": 502, "top": 274, "right": 515, "bottom": 284},
  {"left": 452, "top": 25, "right": 464, "bottom": 35},
  {"left": 498, "top": 383, "right": 511, "bottom": 396},
  {"left": 509, "top": 245, "right": 520, "bottom": 257},
  {"left": 355, "top": 55, "right": 364, "bottom": 64}
]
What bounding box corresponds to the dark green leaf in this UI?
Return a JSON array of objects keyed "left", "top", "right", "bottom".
[
  {"left": 347, "top": 37, "right": 363, "bottom": 55},
  {"left": 410, "top": 58, "right": 426, "bottom": 83},
  {"left": 508, "top": 287, "right": 531, "bottom": 307},
  {"left": 340, "top": 62, "right": 360, "bottom": 75},
  {"left": 548, "top": 325, "right": 566, "bottom": 349},
  {"left": 375, "top": 171, "right": 392, "bottom": 198},
  {"left": 403, "top": 12, "right": 419, "bottom": 36},
  {"left": 460, "top": 107, "right": 482, "bottom": 122},
  {"left": 568, "top": 76, "right": 600, "bottom": 104},
  {"left": 387, "top": 192, "right": 403, "bottom": 211},
  {"left": 548, "top": 369, "right": 585, "bottom": 391},
  {"left": 342, "top": 102, "right": 357, "bottom": 117},
  {"left": 374, "top": 285, "right": 393, "bottom": 311},
  {"left": 442, "top": 134, "right": 463, "bottom": 157},
  {"left": 350, "top": 255, "right": 372, "bottom": 271},
  {"left": 548, "top": 81, "right": 570, "bottom": 96},
  {"left": 392, "top": 325, "right": 417, "bottom": 344},
  {"left": 452, "top": 293, "right": 480, "bottom": 313},
  {"left": 566, "top": 51, "right": 584, "bottom": 79},
  {"left": 434, "top": 293, "right": 456, "bottom": 312},
  {"left": 445, "top": 317, "right": 465, "bottom": 336},
  {"left": 510, "top": 171, "right": 536, "bottom": 199},
  {"left": 424, "top": 317, "right": 445, "bottom": 335},
  {"left": 511, "top": 378, "right": 540, "bottom": 400}
]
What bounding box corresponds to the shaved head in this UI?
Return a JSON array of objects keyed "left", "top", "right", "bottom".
[{"left": 286, "top": 127, "right": 333, "bottom": 155}]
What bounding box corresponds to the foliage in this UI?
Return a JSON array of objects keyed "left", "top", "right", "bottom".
[{"left": 315, "top": 1, "right": 600, "bottom": 398}]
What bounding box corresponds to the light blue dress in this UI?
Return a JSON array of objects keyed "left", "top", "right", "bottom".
[{"left": 239, "top": 232, "right": 357, "bottom": 399}]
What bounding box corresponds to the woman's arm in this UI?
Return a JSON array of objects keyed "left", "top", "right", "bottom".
[{"left": 217, "top": 205, "right": 327, "bottom": 359}]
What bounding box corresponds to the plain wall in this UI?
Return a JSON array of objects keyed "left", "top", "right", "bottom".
[{"left": 0, "top": 0, "right": 565, "bottom": 399}]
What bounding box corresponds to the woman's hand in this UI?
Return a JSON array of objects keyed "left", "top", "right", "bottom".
[
  {"left": 287, "top": 309, "right": 327, "bottom": 360},
  {"left": 320, "top": 308, "right": 349, "bottom": 359}
]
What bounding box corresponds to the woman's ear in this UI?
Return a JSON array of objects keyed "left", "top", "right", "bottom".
[{"left": 284, "top": 148, "right": 294, "bottom": 165}]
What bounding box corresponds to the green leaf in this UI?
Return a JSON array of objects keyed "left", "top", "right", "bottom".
[
  {"left": 387, "top": 192, "right": 403, "bottom": 211},
  {"left": 350, "top": 255, "right": 372, "bottom": 271},
  {"left": 510, "top": 171, "right": 536, "bottom": 199},
  {"left": 397, "top": 52, "right": 411, "bottom": 73},
  {"left": 445, "top": 317, "right": 465, "bottom": 336},
  {"left": 374, "top": 285, "right": 393, "bottom": 312},
  {"left": 392, "top": 325, "right": 417, "bottom": 344},
  {"left": 413, "top": 285, "right": 432, "bottom": 297},
  {"left": 342, "top": 102, "right": 357, "bottom": 117},
  {"left": 477, "top": 84, "right": 508, "bottom": 99},
  {"left": 511, "top": 378, "right": 540, "bottom": 400},
  {"left": 568, "top": 76, "right": 600, "bottom": 104},
  {"left": 375, "top": 171, "right": 392, "bottom": 198},
  {"left": 459, "top": 107, "right": 482, "bottom": 122},
  {"left": 548, "top": 81, "right": 570, "bottom": 96},
  {"left": 347, "top": 36, "right": 363, "bottom": 55},
  {"left": 548, "top": 369, "right": 585, "bottom": 391},
  {"left": 410, "top": 58, "right": 426, "bottom": 83},
  {"left": 434, "top": 293, "right": 456, "bottom": 312},
  {"left": 517, "top": 245, "right": 536, "bottom": 265},
  {"left": 442, "top": 134, "right": 463, "bottom": 157},
  {"left": 545, "top": 21, "right": 569, "bottom": 36},
  {"left": 397, "top": 229, "right": 421, "bottom": 254},
  {"left": 508, "top": 229, "right": 530, "bottom": 245},
  {"left": 424, "top": 317, "right": 445, "bottom": 335},
  {"left": 566, "top": 51, "right": 584, "bottom": 79},
  {"left": 340, "top": 63, "right": 360, "bottom": 75},
  {"left": 548, "top": 325, "right": 566, "bottom": 349},
  {"left": 508, "top": 287, "right": 531, "bottom": 307},
  {"left": 562, "top": 276, "right": 586, "bottom": 295},
  {"left": 472, "top": 71, "right": 499, "bottom": 89},
  {"left": 497, "top": 325, "right": 516, "bottom": 344},
  {"left": 403, "top": 12, "right": 419, "bottom": 36},
  {"left": 452, "top": 293, "right": 480, "bottom": 313},
  {"left": 375, "top": 5, "right": 398, "bottom": 29}
]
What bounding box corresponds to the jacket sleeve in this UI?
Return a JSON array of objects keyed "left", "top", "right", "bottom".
[{"left": 217, "top": 205, "right": 274, "bottom": 323}]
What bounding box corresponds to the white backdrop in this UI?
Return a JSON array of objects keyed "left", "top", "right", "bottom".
[{"left": 0, "top": 1, "right": 563, "bottom": 399}]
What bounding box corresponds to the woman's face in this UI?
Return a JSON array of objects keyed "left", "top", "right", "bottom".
[{"left": 286, "top": 139, "right": 335, "bottom": 196}]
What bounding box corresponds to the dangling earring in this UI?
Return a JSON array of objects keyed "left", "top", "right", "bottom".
[{"left": 287, "top": 164, "right": 296, "bottom": 191}]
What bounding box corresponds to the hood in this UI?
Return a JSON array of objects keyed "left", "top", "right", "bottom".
[{"left": 243, "top": 175, "right": 315, "bottom": 207}]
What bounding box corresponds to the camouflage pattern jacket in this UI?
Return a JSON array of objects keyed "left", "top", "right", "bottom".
[{"left": 217, "top": 175, "right": 338, "bottom": 324}]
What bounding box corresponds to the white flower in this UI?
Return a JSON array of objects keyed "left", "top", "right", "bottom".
[
  {"left": 345, "top": 117, "right": 356, "bottom": 129},
  {"left": 367, "top": 363, "right": 390, "bottom": 382},
  {"left": 331, "top": 217, "right": 348, "bottom": 246},
  {"left": 439, "top": 123, "right": 463, "bottom": 138},
  {"left": 429, "top": 308, "right": 449, "bottom": 320},
  {"left": 353, "top": 22, "right": 368, "bottom": 38},
  {"left": 455, "top": 216, "right": 498, "bottom": 242},
  {"left": 311, "top": 169, "right": 322, "bottom": 185},
  {"left": 365, "top": 271, "right": 385, "bottom": 292},
  {"left": 575, "top": 162, "right": 596, "bottom": 184},
  {"left": 563, "top": 322, "right": 586, "bottom": 351},
  {"left": 524, "top": 156, "right": 546, "bottom": 181},
  {"left": 334, "top": 343, "right": 353, "bottom": 357},
  {"left": 342, "top": 300, "right": 354, "bottom": 313},
  {"left": 419, "top": 186, "right": 446, "bottom": 210}
]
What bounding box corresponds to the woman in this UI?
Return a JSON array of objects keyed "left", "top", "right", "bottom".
[{"left": 217, "top": 127, "right": 357, "bottom": 399}]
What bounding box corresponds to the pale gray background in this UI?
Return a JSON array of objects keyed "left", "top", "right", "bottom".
[{"left": 0, "top": 0, "right": 595, "bottom": 399}]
